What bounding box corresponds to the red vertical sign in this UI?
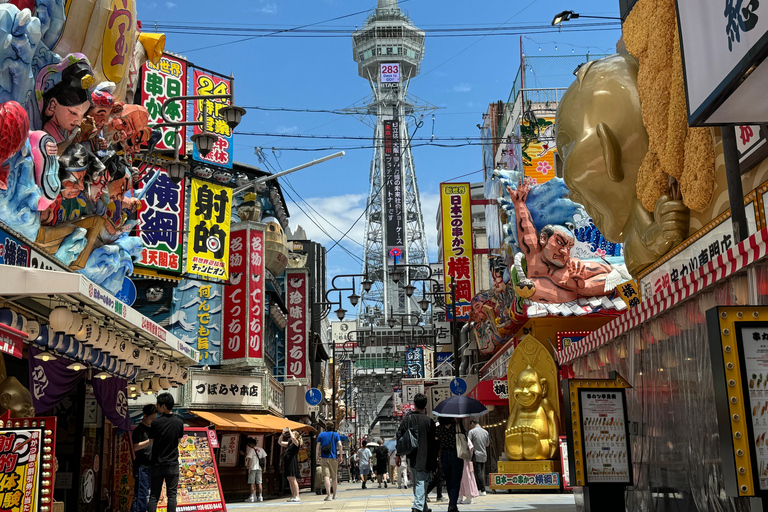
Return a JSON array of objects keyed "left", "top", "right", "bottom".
[
  {"left": 223, "top": 230, "right": 247, "bottom": 360},
  {"left": 248, "top": 229, "right": 264, "bottom": 359},
  {"left": 285, "top": 270, "right": 308, "bottom": 379}
]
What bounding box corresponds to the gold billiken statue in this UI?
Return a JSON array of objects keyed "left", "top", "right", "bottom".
[{"left": 504, "top": 335, "right": 560, "bottom": 461}]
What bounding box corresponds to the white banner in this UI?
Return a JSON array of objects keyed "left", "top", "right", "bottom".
[{"left": 191, "top": 373, "right": 263, "bottom": 408}]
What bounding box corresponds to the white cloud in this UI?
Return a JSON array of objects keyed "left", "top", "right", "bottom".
[
  {"left": 257, "top": 1, "right": 277, "bottom": 14},
  {"left": 286, "top": 194, "right": 368, "bottom": 247},
  {"left": 276, "top": 125, "right": 298, "bottom": 134},
  {"left": 420, "top": 192, "right": 440, "bottom": 262},
  {"left": 452, "top": 82, "right": 472, "bottom": 93},
  {"left": 165, "top": 1, "right": 176, "bottom": 7}
]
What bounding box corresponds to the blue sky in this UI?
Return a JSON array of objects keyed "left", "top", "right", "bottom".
[{"left": 138, "top": 0, "right": 622, "bottom": 314}]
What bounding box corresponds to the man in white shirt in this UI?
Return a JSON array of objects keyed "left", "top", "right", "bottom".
[
  {"left": 245, "top": 438, "right": 267, "bottom": 502},
  {"left": 468, "top": 419, "right": 490, "bottom": 496}
]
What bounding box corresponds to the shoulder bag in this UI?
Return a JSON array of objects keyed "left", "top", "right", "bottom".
[{"left": 396, "top": 413, "right": 419, "bottom": 456}]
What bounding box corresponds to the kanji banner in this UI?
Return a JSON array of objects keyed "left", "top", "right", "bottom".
[
  {"left": 187, "top": 179, "right": 231, "bottom": 280},
  {"left": 134, "top": 166, "right": 185, "bottom": 274},
  {"left": 285, "top": 270, "right": 308, "bottom": 380},
  {"left": 248, "top": 229, "right": 264, "bottom": 359},
  {"left": 141, "top": 53, "right": 187, "bottom": 150},
  {"left": 0, "top": 419, "right": 57, "bottom": 512},
  {"left": 28, "top": 346, "right": 86, "bottom": 413},
  {"left": 383, "top": 119, "right": 405, "bottom": 261},
  {"left": 440, "top": 182, "right": 475, "bottom": 320},
  {"left": 191, "top": 70, "right": 234, "bottom": 169},
  {"left": 92, "top": 376, "right": 131, "bottom": 431}
]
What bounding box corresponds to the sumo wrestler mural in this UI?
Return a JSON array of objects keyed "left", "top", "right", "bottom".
[{"left": 0, "top": 1, "right": 162, "bottom": 294}]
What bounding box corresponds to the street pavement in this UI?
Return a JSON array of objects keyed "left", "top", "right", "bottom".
[{"left": 226, "top": 482, "right": 577, "bottom": 512}]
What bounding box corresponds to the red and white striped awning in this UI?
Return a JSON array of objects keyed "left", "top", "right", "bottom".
[{"left": 560, "top": 228, "right": 768, "bottom": 364}]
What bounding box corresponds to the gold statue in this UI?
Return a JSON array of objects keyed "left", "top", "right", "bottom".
[
  {"left": 505, "top": 336, "right": 559, "bottom": 461},
  {"left": 556, "top": 54, "right": 689, "bottom": 275},
  {"left": 0, "top": 377, "right": 35, "bottom": 418}
]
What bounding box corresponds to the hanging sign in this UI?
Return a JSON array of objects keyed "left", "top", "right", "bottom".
[
  {"left": 380, "top": 63, "right": 400, "bottom": 83},
  {"left": 218, "top": 434, "right": 239, "bottom": 468},
  {"left": 141, "top": 53, "right": 187, "bottom": 150},
  {"left": 0, "top": 229, "right": 30, "bottom": 267},
  {"left": 439, "top": 182, "right": 475, "bottom": 320},
  {"left": 0, "top": 417, "right": 57, "bottom": 512},
  {"left": 187, "top": 179, "right": 231, "bottom": 280},
  {"left": 406, "top": 346, "right": 425, "bottom": 378},
  {"left": 191, "top": 70, "right": 234, "bottom": 169},
  {"left": 384, "top": 120, "right": 405, "bottom": 260},
  {"left": 285, "top": 269, "right": 309, "bottom": 381}
]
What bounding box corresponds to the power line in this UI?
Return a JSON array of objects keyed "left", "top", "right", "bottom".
[{"left": 235, "top": 131, "right": 554, "bottom": 143}]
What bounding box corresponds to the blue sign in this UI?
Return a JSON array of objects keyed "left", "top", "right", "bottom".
[
  {"left": 305, "top": 388, "right": 322, "bottom": 406},
  {"left": 450, "top": 378, "right": 467, "bottom": 396},
  {"left": 115, "top": 277, "right": 137, "bottom": 306}
]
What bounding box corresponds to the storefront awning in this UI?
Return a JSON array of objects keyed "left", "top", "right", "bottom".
[
  {"left": 0, "top": 266, "right": 197, "bottom": 365},
  {"left": 467, "top": 379, "right": 509, "bottom": 406},
  {"left": 191, "top": 411, "right": 315, "bottom": 433}
]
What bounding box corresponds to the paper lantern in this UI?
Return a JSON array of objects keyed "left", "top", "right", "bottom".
[
  {"left": 116, "top": 337, "right": 132, "bottom": 361},
  {"left": 24, "top": 320, "right": 40, "bottom": 341},
  {"left": 146, "top": 352, "right": 157, "bottom": 372},
  {"left": 180, "top": 369, "right": 189, "bottom": 384},
  {"left": 48, "top": 307, "right": 74, "bottom": 334},
  {"left": 66, "top": 314, "right": 86, "bottom": 336},
  {"left": 35, "top": 325, "right": 51, "bottom": 347},
  {"left": 75, "top": 319, "right": 97, "bottom": 342},
  {"left": 158, "top": 377, "right": 171, "bottom": 390},
  {"left": 64, "top": 337, "right": 80, "bottom": 358},
  {"left": 153, "top": 355, "right": 163, "bottom": 373}
]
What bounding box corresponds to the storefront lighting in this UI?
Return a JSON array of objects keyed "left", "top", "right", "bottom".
[
  {"left": 95, "top": 371, "right": 111, "bottom": 380},
  {"left": 34, "top": 351, "right": 56, "bottom": 362},
  {"left": 67, "top": 362, "right": 85, "bottom": 371},
  {"left": 48, "top": 306, "right": 73, "bottom": 334}
]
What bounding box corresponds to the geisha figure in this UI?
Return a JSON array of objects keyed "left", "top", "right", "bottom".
[
  {"left": 75, "top": 82, "right": 124, "bottom": 152},
  {"left": 36, "top": 55, "right": 94, "bottom": 153}
]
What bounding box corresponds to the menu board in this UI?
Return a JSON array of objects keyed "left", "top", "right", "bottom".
[
  {"left": 297, "top": 435, "right": 312, "bottom": 488},
  {"left": 741, "top": 325, "right": 768, "bottom": 489},
  {"left": 157, "top": 428, "right": 226, "bottom": 512},
  {"left": 580, "top": 390, "right": 630, "bottom": 483}
]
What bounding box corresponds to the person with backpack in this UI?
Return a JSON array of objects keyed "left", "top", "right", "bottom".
[
  {"left": 396, "top": 393, "right": 437, "bottom": 512},
  {"left": 245, "top": 438, "right": 267, "bottom": 502},
  {"left": 316, "top": 423, "right": 343, "bottom": 501}
]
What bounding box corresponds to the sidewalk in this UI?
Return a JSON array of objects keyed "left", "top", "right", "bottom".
[{"left": 226, "top": 482, "right": 577, "bottom": 512}]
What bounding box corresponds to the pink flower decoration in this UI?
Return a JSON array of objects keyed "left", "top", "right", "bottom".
[
  {"left": 595, "top": 248, "right": 606, "bottom": 257},
  {"left": 536, "top": 161, "right": 552, "bottom": 174}
]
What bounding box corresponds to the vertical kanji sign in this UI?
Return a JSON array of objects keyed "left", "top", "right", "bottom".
[
  {"left": 384, "top": 119, "right": 405, "bottom": 261},
  {"left": 285, "top": 269, "right": 308, "bottom": 380},
  {"left": 141, "top": 53, "right": 187, "bottom": 150},
  {"left": 187, "top": 179, "right": 231, "bottom": 280},
  {"left": 248, "top": 229, "right": 264, "bottom": 359},
  {"left": 191, "top": 70, "right": 234, "bottom": 169},
  {"left": 134, "top": 166, "right": 185, "bottom": 274},
  {"left": 440, "top": 182, "right": 475, "bottom": 320}
]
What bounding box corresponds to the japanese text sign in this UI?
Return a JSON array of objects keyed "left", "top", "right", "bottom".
[
  {"left": 285, "top": 269, "right": 308, "bottom": 380},
  {"left": 384, "top": 120, "right": 405, "bottom": 260},
  {"left": 135, "top": 166, "right": 185, "bottom": 274},
  {"left": 222, "top": 225, "right": 264, "bottom": 362},
  {"left": 0, "top": 428, "right": 45, "bottom": 512},
  {"left": 141, "top": 53, "right": 187, "bottom": 150},
  {"left": 406, "top": 347, "right": 425, "bottom": 378},
  {"left": 187, "top": 179, "right": 231, "bottom": 280},
  {"left": 191, "top": 373, "right": 263, "bottom": 408},
  {"left": 191, "top": 70, "right": 234, "bottom": 169},
  {"left": 0, "top": 230, "right": 30, "bottom": 268},
  {"left": 380, "top": 63, "right": 400, "bottom": 83},
  {"left": 440, "top": 182, "right": 475, "bottom": 320}
]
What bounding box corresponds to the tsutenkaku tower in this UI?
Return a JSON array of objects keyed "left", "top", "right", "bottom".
[{"left": 353, "top": 0, "right": 430, "bottom": 322}]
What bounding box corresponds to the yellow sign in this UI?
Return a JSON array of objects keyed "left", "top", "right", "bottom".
[
  {"left": 439, "top": 182, "right": 475, "bottom": 321},
  {"left": 521, "top": 117, "right": 556, "bottom": 184},
  {"left": 101, "top": 0, "right": 136, "bottom": 82},
  {"left": 187, "top": 179, "right": 232, "bottom": 280}
]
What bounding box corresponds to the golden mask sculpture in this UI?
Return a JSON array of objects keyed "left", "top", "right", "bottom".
[
  {"left": 505, "top": 335, "right": 559, "bottom": 461},
  {"left": 556, "top": 54, "right": 689, "bottom": 275}
]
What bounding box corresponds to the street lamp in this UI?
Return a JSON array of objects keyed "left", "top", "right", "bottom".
[
  {"left": 189, "top": 132, "right": 217, "bottom": 157},
  {"left": 387, "top": 315, "right": 397, "bottom": 329},
  {"left": 348, "top": 277, "right": 360, "bottom": 307},
  {"left": 403, "top": 282, "right": 416, "bottom": 298},
  {"left": 551, "top": 10, "right": 621, "bottom": 26},
  {"left": 361, "top": 273, "right": 373, "bottom": 292}
]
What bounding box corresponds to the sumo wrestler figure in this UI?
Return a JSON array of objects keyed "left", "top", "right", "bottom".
[
  {"left": 505, "top": 366, "right": 558, "bottom": 460},
  {"left": 556, "top": 53, "right": 688, "bottom": 275}
]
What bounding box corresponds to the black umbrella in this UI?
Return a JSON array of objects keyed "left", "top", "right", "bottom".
[{"left": 433, "top": 396, "right": 489, "bottom": 418}]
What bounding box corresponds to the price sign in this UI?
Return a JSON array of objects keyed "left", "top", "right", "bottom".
[
  {"left": 380, "top": 63, "right": 400, "bottom": 83},
  {"left": 207, "top": 429, "right": 219, "bottom": 448}
]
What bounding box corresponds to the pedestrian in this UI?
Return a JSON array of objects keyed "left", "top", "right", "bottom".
[
  {"left": 147, "top": 393, "right": 184, "bottom": 512},
  {"left": 351, "top": 451, "right": 359, "bottom": 483},
  {"left": 425, "top": 456, "right": 443, "bottom": 502},
  {"left": 316, "top": 423, "right": 343, "bottom": 501},
  {"left": 436, "top": 417, "right": 463, "bottom": 512},
  {"left": 279, "top": 428, "right": 302, "bottom": 502},
  {"left": 467, "top": 419, "right": 489, "bottom": 496},
  {"left": 357, "top": 441, "right": 372, "bottom": 489},
  {"left": 131, "top": 404, "right": 156, "bottom": 512},
  {"left": 396, "top": 393, "right": 437, "bottom": 512},
  {"left": 245, "top": 438, "right": 267, "bottom": 502},
  {"left": 375, "top": 438, "right": 389, "bottom": 488},
  {"left": 458, "top": 437, "right": 478, "bottom": 505}
]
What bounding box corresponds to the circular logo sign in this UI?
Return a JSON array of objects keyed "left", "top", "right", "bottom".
[
  {"left": 206, "top": 236, "right": 221, "bottom": 253},
  {"left": 116, "top": 391, "right": 128, "bottom": 418}
]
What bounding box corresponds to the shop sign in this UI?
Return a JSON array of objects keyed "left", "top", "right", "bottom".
[
  {"left": 521, "top": 117, "right": 556, "bottom": 184},
  {"left": 491, "top": 473, "right": 560, "bottom": 487},
  {"left": 134, "top": 166, "right": 185, "bottom": 274},
  {"left": 168, "top": 281, "right": 222, "bottom": 364},
  {"left": 434, "top": 353, "right": 454, "bottom": 377},
  {"left": 0, "top": 323, "right": 24, "bottom": 359},
  {"left": 467, "top": 379, "right": 508, "bottom": 405},
  {"left": 384, "top": 120, "right": 405, "bottom": 260},
  {"left": 28, "top": 250, "right": 62, "bottom": 271},
  {"left": 113, "top": 431, "right": 134, "bottom": 512},
  {"left": 247, "top": 229, "right": 265, "bottom": 359},
  {"left": 405, "top": 346, "right": 425, "bottom": 378},
  {"left": 331, "top": 321, "right": 356, "bottom": 345},
  {"left": 380, "top": 63, "right": 400, "bottom": 83},
  {"left": 297, "top": 436, "right": 312, "bottom": 488},
  {"left": 191, "top": 373, "right": 263, "bottom": 408},
  {"left": 401, "top": 379, "right": 424, "bottom": 413},
  {"left": 439, "top": 183, "right": 475, "bottom": 320},
  {"left": 268, "top": 378, "right": 285, "bottom": 416},
  {"left": 101, "top": 0, "right": 136, "bottom": 82},
  {"left": 392, "top": 386, "right": 404, "bottom": 417},
  {"left": 736, "top": 125, "right": 768, "bottom": 172},
  {"left": 430, "top": 264, "right": 451, "bottom": 346},
  {"left": 0, "top": 421, "right": 57, "bottom": 512},
  {"left": 141, "top": 53, "right": 187, "bottom": 150},
  {"left": 187, "top": 179, "right": 231, "bottom": 280},
  {"left": 218, "top": 434, "right": 239, "bottom": 468},
  {"left": 428, "top": 384, "right": 451, "bottom": 414},
  {"left": 191, "top": 70, "right": 234, "bottom": 169},
  {"left": 560, "top": 436, "right": 572, "bottom": 490},
  {"left": 285, "top": 270, "right": 308, "bottom": 381},
  {"left": 0, "top": 229, "right": 30, "bottom": 267},
  {"left": 206, "top": 430, "right": 219, "bottom": 449},
  {"left": 676, "top": 0, "right": 768, "bottom": 125}
]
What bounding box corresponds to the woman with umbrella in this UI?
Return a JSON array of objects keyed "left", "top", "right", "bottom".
[{"left": 434, "top": 396, "right": 488, "bottom": 512}]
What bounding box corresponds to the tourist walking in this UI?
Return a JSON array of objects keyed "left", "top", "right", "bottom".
[
  {"left": 131, "top": 404, "right": 156, "bottom": 512},
  {"left": 317, "top": 423, "right": 343, "bottom": 500},
  {"left": 147, "top": 393, "right": 184, "bottom": 512},
  {"left": 357, "top": 441, "right": 372, "bottom": 489},
  {"left": 245, "top": 438, "right": 267, "bottom": 502},
  {"left": 280, "top": 428, "right": 302, "bottom": 502},
  {"left": 396, "top": 393, "right": 437, "bottom": 512},
  {"left": 467, "top": 419, "right": 489, "bottom": 495},
  {"left": 458, "top": 437, "right": 478, "bottom": 504},
  {"left": 375, "top": 438, "right": 389, "bottom": 488},
  {"left": 436, "top": 417, "right": 463, "bottom": 512}
]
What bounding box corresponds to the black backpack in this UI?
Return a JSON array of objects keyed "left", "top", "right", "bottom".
[
  {"left": 396, "top": 414, "right": 419, "bottom": 456},
  {"left": 321, "top": 432, "right": 337, "bottom": 456}
]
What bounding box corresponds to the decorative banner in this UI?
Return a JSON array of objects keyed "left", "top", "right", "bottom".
[
  {"left": 285, "top": 269, "right": 308, "bottom": 380},
  {"left": 521, "top": 117, "right": 556, "bottom": 184},
  {"left": 0, "top": 229, "right": 30, "bottom": 267},
  {"left": 28, "top": 346, "right": 86, "bottom": 414},
  {"left": 191, "top": 70, "right": 234, "bottom": 169},
  {"left": 187, "top": 179, "right": 231, "bottom": 280},
  {"left": 384, "top": 119, "right": 405, "bottom": 260},
  {"left": 113, "top": 430, "right": 134, "bottom": 512},
  {"left": 92, "top": 376, "right": 131, "bottom": 431},
  {"left": 556, "top": 331, "right": 591, "bottom": 351},
  {"left": 222, "top": 225, "right": 264, "bottom": 363},
  {"left": 405, "top": 346, "right": 425, "bottom": 378},
  {"left": 134, "top": 167, "right": 185, "bottom": 274},
  {"left": 168, "top": 280, "right": 222, "bottom": 364},
  {"left": 141, "top": 53, "right": 188, "bottom": 150},
  {"left": 439, "top": 183, "right": 475, "bottom": 320}
]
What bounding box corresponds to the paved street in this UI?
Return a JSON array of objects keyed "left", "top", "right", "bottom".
[{"left": 226, "top": 482, "right": 577, "bottom": 512}]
